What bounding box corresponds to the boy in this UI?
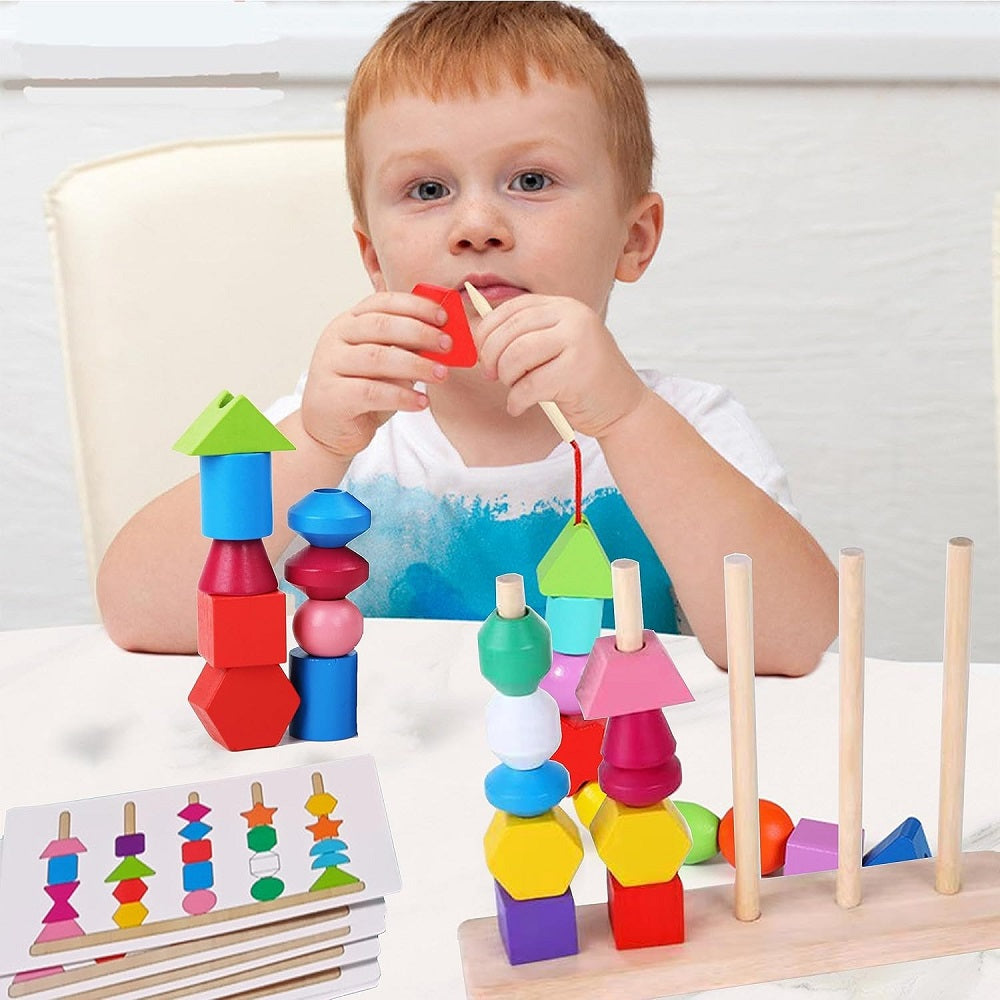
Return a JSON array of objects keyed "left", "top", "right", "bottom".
[{"left": 98, "top": 1, "right": 837, "bottom": 674}]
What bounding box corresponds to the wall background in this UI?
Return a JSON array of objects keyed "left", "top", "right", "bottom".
[{"left": 2, "top": 1, "right": 999, "bottom": 661}]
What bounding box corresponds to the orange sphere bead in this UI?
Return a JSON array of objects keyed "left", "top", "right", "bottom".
[{"left": 718, "top": 799, "right": 794, "bottom": 875}]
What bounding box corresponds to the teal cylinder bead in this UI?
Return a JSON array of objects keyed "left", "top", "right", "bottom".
[
  {"left": 545, "top": 596, "right": 604, "bottom": 655},
  {"left": 477, "top": 608, "right": 552, "bottom": 696}
]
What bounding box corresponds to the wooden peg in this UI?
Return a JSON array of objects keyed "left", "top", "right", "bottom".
[
  {"left": 936, "top": 536, "right": 973, "bottom": 895},
  {"left": 724, "top": 553, "right": 760, "bottom": 922},
  {"left": 611, "top": 559, "right": 643, "bottom": 653},
  {"left": 496, "top": 574, "right": 527, "bottom": 620},
  {"left": 837, "top": 547, "right": 865, "bottom": 909}
]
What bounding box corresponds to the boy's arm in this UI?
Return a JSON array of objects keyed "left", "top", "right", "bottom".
[
  {"left": 598, "top": 388, "right": 838, "bottom": 676},
  {"left": 96, "top": 412, "right": 351, "bottom": 654}
]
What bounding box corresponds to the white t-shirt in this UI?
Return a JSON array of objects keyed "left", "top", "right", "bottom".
[{"left": 268, "top": 369, "right": 797, "bottom": 633}]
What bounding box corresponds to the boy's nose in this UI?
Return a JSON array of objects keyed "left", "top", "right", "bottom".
[{"left": 448, "top": 198, "right": 513, "bottom": 253}]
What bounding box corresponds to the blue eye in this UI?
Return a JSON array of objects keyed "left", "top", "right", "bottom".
[
  {"left": 409, "top": 180, "right": 450, "bottom": 201},
  {"left": 510, "top": 172, "right": 551, "bottom": 192}
]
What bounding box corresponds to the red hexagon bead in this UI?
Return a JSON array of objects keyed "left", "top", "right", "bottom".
[{"left": 292, "top": 599, "right": 364, "bottom": 658}]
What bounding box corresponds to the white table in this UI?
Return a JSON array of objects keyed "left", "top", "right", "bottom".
[{"left": 1, "top": 619, "right": 999, "bottom": 999}]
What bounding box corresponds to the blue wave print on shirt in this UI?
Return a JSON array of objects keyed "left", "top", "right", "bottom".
[{"left": 339, "top": 475, "right": 678, "bottom": 634}]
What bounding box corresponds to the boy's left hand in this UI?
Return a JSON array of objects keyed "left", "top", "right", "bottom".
[{"left": 475, "top": 294, "right": 647, "bottom": 439}]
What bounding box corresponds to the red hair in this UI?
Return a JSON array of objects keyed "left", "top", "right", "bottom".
[{"left": 345, "top": 1, "right": 654, "bottom": 227}]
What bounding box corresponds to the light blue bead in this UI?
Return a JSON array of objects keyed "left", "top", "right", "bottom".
[
  {"left": 311, "top": 852, "right": 351, "bottom": 869},
  {"left": 182, "top": 861, "right": 215, "bottom": 891},
  {"left": 289, "top": 648, "right": 358, "bottom": 741},
  {"left": 309, "top": 839, "right": 348, "bottom": 856},
  {"left": 288, "top": 489, "right": 371, "bottom": 548},
  {"left": 545, "top": 596, "right": 604, "bottom": 655},
  {"left": 179, "top": 821, "right": 212, "bottom": 841},
  {"left": 199, "top": 452, "right": 272, "bottom": 540},
  {"left": 46, "top": 854, "right": 78, "bottom": 885},
  {"left": 484, "top": 761, "right": 570, "bottom": 817}
]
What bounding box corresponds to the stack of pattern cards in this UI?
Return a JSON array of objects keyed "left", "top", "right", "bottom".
[{"left": 0, "top": 756, "right": 400, "bottom": 999}]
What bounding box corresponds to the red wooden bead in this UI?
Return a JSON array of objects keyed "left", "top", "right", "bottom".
[
  {"left": 292, "top": 598, "right": 364, "bottom": 658},
  {"left": 597, "top": 758, "right": 682, "bottom": 807},
  {"left": 182, "top": 840, "right": 213, "bottom": 863},
  {"left": 412, "top": 283, "right": 478, "bottom": 367},
  {"left": 606, "top": 870, "right": 685, "bottom": 950},
  {"left": 197, "top": 590, "right": 287, "bottom": 669},
  {"left": 188, "top": 663, "right": 300, "bottom": 752},
  {"left": 550, "top": 713, "right": 606, "bottom": 795},
  {"left": 601, "top": 710, "right": 677, "bottom": 770},
  {"left": 718, "top": 799, "right": 795, "bottom": 875},
  {"left": 284, "top": 545, "right": 370, "bottom": 601},
  {"left": 198, "top": 539, "right": 277, "bottom": 596}
]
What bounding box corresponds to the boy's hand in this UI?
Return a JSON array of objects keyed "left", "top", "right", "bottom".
[
  {"left": 302, "top": 292, "right": 452, "bottom": 459},
  {"left": 475, "top": 294, "right": 647, "bottom": 439}
]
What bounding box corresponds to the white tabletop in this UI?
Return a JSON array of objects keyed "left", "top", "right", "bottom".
[{"left": 1, "top": 619, "right": 999, "bottom": 999}]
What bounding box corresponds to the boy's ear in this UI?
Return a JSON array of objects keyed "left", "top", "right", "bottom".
[
  {"left": 615, "top": 192, "right": 664, "bottom": 284},
  {"left": 353, "top": 220, "right": 388, "bottom": 292}
]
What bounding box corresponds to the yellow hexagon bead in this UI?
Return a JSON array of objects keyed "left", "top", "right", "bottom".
[
  {"left": 591, "top": 797, "right": 692, "bottom": 887},
  {"left": 113, "top": 901, "right": 149, "bottom": 929},
  {"left": 572, "top": 781, "right": 608, "bottom": 828},
  {"left": 484, "top": 806, "right": 583, "bottom": 901},
  {"left": 305, "top": 792, "right": 338, "bottom": 817}
]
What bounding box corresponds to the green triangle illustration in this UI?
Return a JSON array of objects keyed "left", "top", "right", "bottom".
[
  {"left": 104, "top": 856, "right": 156, "bottom": 883},
  {"left": 536, "top": 514, "right": 613, "bottom": 598},
  {"left": 173, "top": 390, "right": 295, "bottom": 456},
  {"left": 310, "top": 866, "right": 361, "bottom": 891}
]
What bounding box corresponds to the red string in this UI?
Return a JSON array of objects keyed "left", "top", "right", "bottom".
[{"left": 571, "top": 440, "right": 582, "bottom": 524}]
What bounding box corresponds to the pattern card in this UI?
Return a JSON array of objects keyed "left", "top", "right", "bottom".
[{"left": 0, "top": 756, "right": 400, "bottom": 976}]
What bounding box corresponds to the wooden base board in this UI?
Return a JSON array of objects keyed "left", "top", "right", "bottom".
[{"left": 458, "top": 851, "right": 1000, "bottom": 1000}]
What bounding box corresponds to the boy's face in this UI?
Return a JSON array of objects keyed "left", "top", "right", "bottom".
[{"left": 353, "top": 73, "right": 661, "bottom": 323}]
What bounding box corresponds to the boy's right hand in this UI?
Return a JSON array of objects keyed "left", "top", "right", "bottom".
[{"left": 302, "top": 292, "right": 452, "bottom": 460}]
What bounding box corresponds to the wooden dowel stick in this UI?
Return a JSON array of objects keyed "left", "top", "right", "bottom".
[
  {"left": 724, "top": 553, "right": 761, "bottom": 922},
  {"left": 124, "top": 801, "right": 136, "bottom": 836},
  {"left": 496, "top": 574, "right": 526, "bottom": 620},
  {"left": 611, "top": 558, "right": 643, "bottom": 653},
  {"left": 189, "top": 792, "right": 200, "bottom": 805},
  {"left": 251, "top": 782, "right": 264, "bottom": 806},
  {"left": 311, "top": 773, "right": 324, "bottom": 797},
  {"left": 58, "top": 810, "right": 71, "bottom": 839},
  {"left": 836, "top": 547, "right": 865, "bottom": 909},
  {"left": 936, "top": 536, "right": 973, "bottom": 895},
  {"left": 463, "top": 281, "right": 576, "bottom": 444}
]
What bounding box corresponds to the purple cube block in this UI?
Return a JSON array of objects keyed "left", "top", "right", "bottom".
[
  {"left": 784, "top": 819, "right": 865, "bottom": 876},
  {"left": 494, "top": 881, "right": 579, "bottom": 965},
  {"left": 115, "top": 833, "right": 146, "bottom": 858}
]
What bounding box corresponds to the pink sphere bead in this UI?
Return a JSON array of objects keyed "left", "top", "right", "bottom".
[
  {"left": 539, "top": 652, "right": 588, "bottom": 715},
  {"left": 182, "top": 889, "right": 217, "bottom": 915},
  {"left": 293, "top": 598, "right": 364, "bottom": 658}
]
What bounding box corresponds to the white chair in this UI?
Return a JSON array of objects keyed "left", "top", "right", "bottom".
[{"left": 46, "top": 132, "right": 372, "bottom": 586}]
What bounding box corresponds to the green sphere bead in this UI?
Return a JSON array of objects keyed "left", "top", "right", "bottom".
[
  {"left": 477, "top": 607, "right": 552, "bottom": 696},
  {"left": 674, "top": 800, "right": 721, "bottom": 864}
]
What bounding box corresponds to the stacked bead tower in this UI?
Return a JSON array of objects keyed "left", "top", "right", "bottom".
[
  {"left": 576, "top": 558, "right": 696, "bottom": 950},
  {"left": 284, "top": 488, "right": 371, "bottom": 742},
  {"left": 175, "top": 391, "right": 300, "bottom": 751},
  {"left": 536, "top": 514, "right": 614, "bottom": 826},
  {"left": 478, "top": 573, "right": 583, "bottom": 966}
]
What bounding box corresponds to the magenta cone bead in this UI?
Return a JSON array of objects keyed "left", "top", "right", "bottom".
[{"left": 601, "top": 709, "right": 677, "bottom": 770}]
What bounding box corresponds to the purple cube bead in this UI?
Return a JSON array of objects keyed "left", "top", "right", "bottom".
[
  {"left": 115, "top": 833, "right": 146, "bottom": 858},
  {"left": 494, "top": 881, "right": 578, "bottom": 965}
]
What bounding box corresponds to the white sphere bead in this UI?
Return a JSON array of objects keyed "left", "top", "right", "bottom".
[{"left": 486, "top": 688, "right": 561, "bottom": 770}]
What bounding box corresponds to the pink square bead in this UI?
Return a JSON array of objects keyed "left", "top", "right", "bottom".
[{"left": 576, "top": 631, "right": 694, "bottom": 720}]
